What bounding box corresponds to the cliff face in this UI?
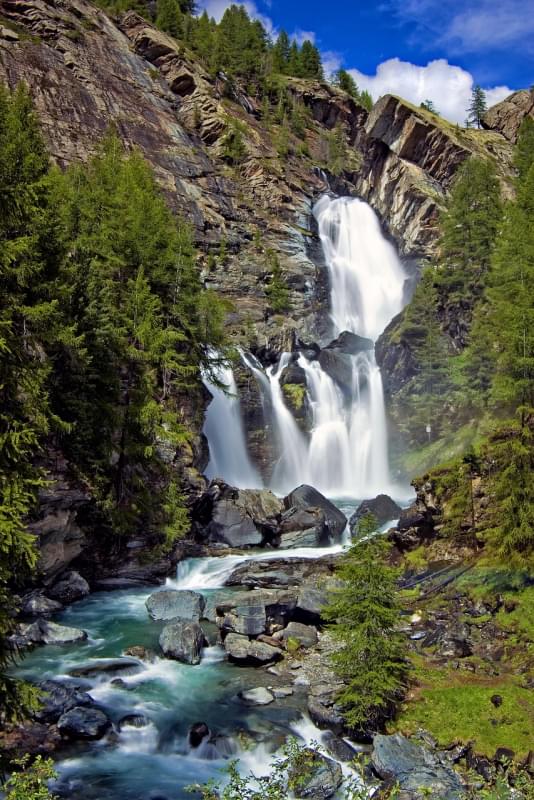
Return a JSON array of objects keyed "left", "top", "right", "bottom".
[
  {"left": 0, "top": 0, "right": 519, "bottom": 577},
  {"left": 483, "top": 88, "right": 534, "bottom": 143}
]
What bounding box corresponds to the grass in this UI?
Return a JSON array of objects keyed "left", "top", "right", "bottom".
[
  {"left": 397, "top": 422, "right": 485, "bottom": 478},
  {"left": 393, "top": 663, "right": 533, "bottom": 759},
  {"left": 282, "top": 383, "right": 307, "bottom": 411}
]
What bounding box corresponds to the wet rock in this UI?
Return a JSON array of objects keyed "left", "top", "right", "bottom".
[
  {"left": 193, "top": 481, "right": 282, "bottom": 548},
  {"left": 325, "top": 331, "right": 374, "bottom": 355},
  {"left": 189, "top": 722, "right": 210, "bottom": 748},
  {"left": 372, "top": 733, "right": 465, "bottom": 799},
  {"left": 273, "top": 686, "right": 294, "bottom": 698},
  {"left": 118, "top": 714, "right": 151, "bottom": 730},
  {"left": 322, "top": 731, "right": 359, "bottom": 762},
  {"left": 278, "top": 507, "right": 330, "bottom": 548},
  {"left": 224, "top": 633, "right": 282, "bottom": 665},
  {"left": 47, "top": 570, "right": 90, "bottom": 604},
  {"left": 281, "top": 622, "right": 318, "bottom": 648},
  {"left": 21, "top": 592, "right": 63, "bottom": 617},
  {"left": 124, "top": 646, "right": 157, "bottom": 662},
  {"left": 225, "top": 555, "right": 337, "bottom": 589},
  {"left": 35, "top": 680, "right": 94, "bottom": 724},
  {"left": 289, "top": 749, "right": 343, "bottom": 799},
  {"left": 284, "top": 485, "right": 347, "bottom": 541},
  {"left": 216, "top": 590, "right": 298, "bottom": 636},
  {"left": 295, "top": 584, "right": 331, "bottom": 623},
  {"left": 307, "top": 698, "right": 344, "bottom": 735},
  {"left": 11, "top": 619, "right": 88, "bottom": 648},
  {"left": 69, "top": 657, "right": 142, "bottom": 678},
  {"left": 146, "top": 589, "right": 205, "bottom": 622},
  {"left": 159, "top": 620, "right": 205, "bottom": 665},
  {"left": 58, "top": 706, "right": 111, "bottom": 740},
  {"left": 349, "top": 495, "right": 402, "bottom": 534},
  {"left": 239, "top": 687, "right": 274, "bottom": 705}
]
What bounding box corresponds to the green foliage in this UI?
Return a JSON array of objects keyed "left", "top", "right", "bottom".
[
  {"left": 324, "top": 530, "right": 407, "bottom": 729},
  {"left": 221, "top": 118, "right": 247, "bottom": 164},
  {"left": 514, "top": 117, "right": 534, "bottom": 182},
  {"left": 359, "top": 90, "right": 373, "bottom": 111},
  {"left": 468, "top": 85, "right": 488, "bottom": 128},
  {"left": 334, "top": 68, "right": 359, "bottom": 97},
  {"left": 2, "top": 756, "right": 57, "bottom": 800},
  {"left": 326, "top": 122, "right": 347, "bottom": 176},
  {"left": 156, "top": 0, "right": 183, "bottom": 38},
  {"left": 282, "top": 383, "right": 306, "bottom": 410},
  {"left": 420, "top": 99, "right": 439, "bottom": 115},
  {"left": 264, "top": 250, "right": 291, "bottom": 313}
]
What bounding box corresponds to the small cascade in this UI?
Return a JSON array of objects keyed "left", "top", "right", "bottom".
[{"left": 203, "top": 362, "right": 262, "bottom": 489}]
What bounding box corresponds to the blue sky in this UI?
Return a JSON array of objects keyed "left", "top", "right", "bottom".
[{"left": 197, "top": 0, "right": 534, "bottom": 123}]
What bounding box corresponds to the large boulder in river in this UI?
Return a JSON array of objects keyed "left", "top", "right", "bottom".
[
  {"left": 146, "top": 589, "right": 205, "bottom": 621},
  {"left": 225, "top": 554, "right": 338, "bottom": 589},
  {"left": 215, "top": 589, "right": 297, "bottom": 635},
  {"left": 57, "top": 706, "right": 111, "bottom": 740},
  {"left": 47, "top": 570, "right": 90, "bottom": 604},
  {"left": 349, "top": 494, "right": 402, "bottom": 535},
  {"left": 224, "top": 633, "right": 282, "bottom": 665},
  {"left": 372, "top": 733, "right": 465, "bottom": 799},
  {"left": 21, "top": 592, "right": 63, "bottom": 617},
  {"left": 35, "top": 680, "right": 94, "bottom": 723},
  {"left": 283, "top": 486, "right": 347, "bottom": 543},
  {"left": 290, "top": 749, "right": 343, "bottom": 799},
  {"left": 10, "top": 619, "right": 88, "bottom": 648},
  {"left": 318, "top": 332, "right": 374, "bottom": 396},
  {"left": 192, "top": 480, "right": 283, "bottom": 548},
  {"left": 159, "top": 619, "right": 205, "bottom": 664}
]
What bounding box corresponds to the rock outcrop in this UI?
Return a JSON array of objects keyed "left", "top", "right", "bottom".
[{"left": 483, "top": 88, "right": 534, "bottom": 143}]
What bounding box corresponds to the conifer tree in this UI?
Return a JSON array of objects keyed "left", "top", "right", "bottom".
[
  {"left": 359, "top": 89, "right": 373, "bottom": 111},
  {"left": 299, "top": 40, "right": 323, "bottom": 80},
  {"left": 272, "top": 30, "right": 290, "bottom": 74},
  {"left": 468, "top": 85, "right": 487, "bottom": 128},
  {"left": 287, "top": 41, "right": 301, "bottom": 77},
  {"left": 324, "top": 520, "right": 406, "bottom": 729},
  {"left": 155, "top": 0, "right": 183, "bottom": 38},
  {"left": 514, "top": 116, "right": 534, "bottom": 182},
  {"left": 334, "top": 68, "right": 358, "bottom": 98}
]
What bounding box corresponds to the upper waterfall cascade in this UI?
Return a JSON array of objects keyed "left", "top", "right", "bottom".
[{"left": 203, "top": 195, "right": 408, "bottom": 498}]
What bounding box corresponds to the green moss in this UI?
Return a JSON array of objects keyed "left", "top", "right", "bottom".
[
  {"left": 394, "top": 675, "right": 533, "bottom": 759},
  {"left": 282, "top": 383, "right": 306, "bottom": 410},
  {"left": 403, "top": 546, "right": 429, "bottom": 570}
]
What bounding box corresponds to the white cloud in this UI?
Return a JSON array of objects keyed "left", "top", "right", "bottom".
[
  {"left": 348, "top": 58, "right": 512, "bottom": 123},
  {"left": 196, "top": 0, "right": 275, "bottom": 35},
  {"left": 291, "top": 29, "right": 316, "bottom": 45},
  {"left": 321, "top": 50, "right": 343, "bottom": 79}
]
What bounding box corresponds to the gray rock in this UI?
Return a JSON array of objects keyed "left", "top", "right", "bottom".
[
  {"left": 57, "top": 706, "right": 111, "bottom": 740},
  {"left": 215, "top": 589, "right": 298, "bottom": 636},
  {"left": 118, "top": 714, "right": 150, "bottom": 730},
  {"left": 325, "top": 331, "right": 374, "bottom": 355},
  {"left": 69, "top": 657, "right": 142, "bottom": 678},
  {"left": 278, "top": 508, "right": 327, "bottom": 549},
  {"left": 48, "top": 571, "right": 90, "bottom": 604},
  {"left": 290, "top": 749, "right": 343, "bottom": 799},
  {"left": 307, "top": 698, "right": 344, "bottom": 735},
  {"left": 21, "top": 592, "right": 63, "bottom": 617},
  {"left": 35, "top": 680, "right": 94, "bottom": 723},
  {"left": 296, "top": 585, "right": 331, "bottom": 622},
  {"left": 239, "top": 687, "right": 274, "bottom": 705},
  {"left": 322, "top": 731, "right": 360, "bottom": 762},
  {"left": 224, "top": 633, "right": 282, "bottom": 665},
  {"left": 194, "top": 481, "right": 282, "bottom": 548},
  {"left": 12, "top": 619, "right": 88, "bottom": 647},
  {"left": 225, "top": 555, "right": 337, "bottom": 589},
  {"left": 146, "top": 589, "right": 205, "bottom": 622},
  {"left": 284, "top": 486, "right": 346, "bottom": 541},
  {"left": 273, "top": 686, "right": 294, "bottom": 698},
  {"left": 159, "top": 619, "right": 205, "bottom": 664},
  {"left": 372, "top": 733, "right": 465, "bottom": 799},
  {"left": 281, "top": 622, "right": 318, "bottom": 648},
  {"left": 349, "top": 495, "right": 402, "bottom": 535}
]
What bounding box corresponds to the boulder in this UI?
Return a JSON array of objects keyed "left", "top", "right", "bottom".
[
  {"left": 159, "top": 620, "right": 205, "bottom": 665},
  {"left": 69, "top": 658, "right": 142, "bottom": 678},
  {"left": 281, "top": 622, "right": 318, "bottom": 648},
  {"left": 307, "top": 698, "right": 344, "bottom": 735},
  {"left": 239, "top": 687, "right": 274, "bottom": 705},
  {"left": 289, "top": 749, "right": 343, "bottom": 799},
  {"left": 278, "top": 507, "right": 328, "bottom": 548},
  {"left": 35, "top": 680, "right": 94, "bottom": 724},
  {"left": 117, "top": 714, "right": 151, "bottom": 730},
  {"left": 321, "top": 731, "right": 360, "bottom": 762},
  {"left": 325, "top": 331, "right": 374, "bottom": 355},
  {"left": 47, "top": 571, "right": 90, "bottom": 604},
  {"left": 349, "top": 495, "right": 402, "bottom": 535},
  {"left": 224, "top": 633, "right": 282, "bottom": 665},
  {"left": 216, "top": 590, "right": 297, "bottom": 636},
  {"left": 482, "top": 88, "right": 534, "bottom": 143},
  {"left": 225, "top": 555, "right": 337, "bottom": 589},
  {"left": 188, "top": 722, "right": 210, "bottom": 748},
  {"left": 21, "top": 592, "right": 63, "bottom": 617},
  {"left": 372, "top": 733, "right": 465, "bottom": 799},
  {"left": 146, "top": 589, "right": 205, "bottom": 622},
  {"left": 11, "top": 619, "right": 88, "bottom": 647},
  {"left": 317, "top": 349, "right": 354, "bottom": 396},
  {"left": 123, "top": 646, "right": 157, "bottom": 662},
  {"left": 193, "top": 481, "right": 283, "bottom": 548},
  {"left": 57, "top": 706, "right": 111, "bottom": 740},
  {"left": 283, "top": 486, "right": 347, "bottom": 541},
  {"left": 295, "top": 584, "right": 331, "bottom": 623}
]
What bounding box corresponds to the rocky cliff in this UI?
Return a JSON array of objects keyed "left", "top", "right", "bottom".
[
  {"left": 0, "top": 0, "right": 522, "bottom": 577},
  {"left": 483, "top": 88, "right": 534, "bottom": 143}
]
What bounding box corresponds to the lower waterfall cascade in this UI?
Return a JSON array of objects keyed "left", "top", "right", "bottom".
[{"left": 204, "top": 193, "right": 408, "bottom": 498}]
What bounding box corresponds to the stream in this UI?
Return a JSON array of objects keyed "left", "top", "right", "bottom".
[{"left": 15, "top": 194, "right": 412, "bottom": 798}]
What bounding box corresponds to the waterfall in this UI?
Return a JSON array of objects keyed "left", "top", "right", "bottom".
[
  {"left": 202, "top": 195, "right": 407, "bottom": 499},
  {"left": 203, "top": 362, "right": 263, "bottom": 489}
]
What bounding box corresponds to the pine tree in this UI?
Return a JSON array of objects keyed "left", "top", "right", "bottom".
[
  {"left": 468, "top": 85, "right": 487, "bottom": 128},
  {"left": 359, "top": 89, "right": 373, "bottom": 111},
  {"left": 324, "top": 522, "right": 406, "bottom": 730},
  {"left": 299, "top": 40, "right": 323, "bottom": 80},
  {"left": 326, "top": 122, "right": 346, "bottom": 176},
  {"left": 420, "top": 99, "right": 439, "bottom": 115},
  {"left": 334, "top": 68, "right": 358, "bottom": 98},
  {"left": 272, "top": 30, "right": 290, "bottom": 74},
  {"left": 155, "top": 0, "right": 183, "bottom": 38},
  {"left": 287, "top": 41, "right": 301, "bottom": 77},
  {"left": 514, "top": 116, "right": 534, "bottom": 182}
]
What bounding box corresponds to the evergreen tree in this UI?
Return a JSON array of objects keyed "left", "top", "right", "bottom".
[
  {"left": 272, "top": 30, "right": 290, "bottom": 74},
  {"left": 191, "top": 11, "right": 214, "bottom": 64},
  {"left": 326, "top": 122, "right": 347, "bottom": 176},
  {"left": 155, "top": 0, "right": 183, "bottom": 38},
  {"left": 287, "top": 41, "right": 301, "bottom": 77},
  {"left": 0, "top": 84, "right": 61, "bottom": 721},
  {"left": 514, "top": 116, "right": 534, "bottom": 182},
  {"left": 324, "top": 520, "right": 406, "bottom": 729},
  {"left": 265, "top": 250, "right": 290, "bottom": 312},
  {"left": 298, "top": 40, "right": 323, "bottom": 80},
  {"left": 359, "top": 89, "right": 373, "bottom": 111},
  {"left": 420, "top": 99, "right": 439, "bottom": 115},
  {"left": 334, "top": 68, "right": 358, "bottom": 98},
  {"left": 468, "top": 85, "right": 487, "bottom": 128}
]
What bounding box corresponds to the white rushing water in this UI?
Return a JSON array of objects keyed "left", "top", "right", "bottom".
[{"left": 203, "top": 194, "right": 407, "bottom": 498}]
